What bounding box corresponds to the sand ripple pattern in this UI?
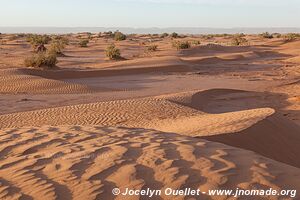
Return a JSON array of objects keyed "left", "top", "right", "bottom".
[
  {"left": 0, "top": 95, "right": 274, "bottom": 136},
  {"left": 0, "top": 126, "right": 299, "bottom": 200},
  {"left": 0, "top": 69, "right": 93, "bottom": 94}
]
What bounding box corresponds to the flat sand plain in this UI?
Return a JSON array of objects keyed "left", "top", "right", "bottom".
[{"left": 0, "top": 33, "right": 299, "bottom": 199}]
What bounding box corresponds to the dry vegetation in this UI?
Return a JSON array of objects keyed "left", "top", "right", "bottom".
[
  {"left": 172, "top": 40, "right": 191, "bottom": 50},
  {"left": 114, "top": 31, "right": 127, "bottom": 41},
  {"left": 146, "top": 44, "right": 158, "bottom": 52},
  {"left": 78, "top": 39, "right": 89, "bottom": 47},
  {"left": 105, "top": 43, "right": 121, "bottom": 60},
  {"left": 24, "top": 52, "right": 57, "bottom": 68}
]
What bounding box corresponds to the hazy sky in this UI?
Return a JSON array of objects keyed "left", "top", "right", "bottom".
[{"left": 0, "top": 0, "right": 299, "bottom": 27}]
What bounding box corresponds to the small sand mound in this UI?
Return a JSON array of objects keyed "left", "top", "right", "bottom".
[
  {"left": 0, "top": 126, "right": 299, "bottom": 200},
  {"left": 0, "top": 69, "right": 94, "bottom": 94}
]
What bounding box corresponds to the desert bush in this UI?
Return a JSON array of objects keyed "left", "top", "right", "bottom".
[
  {"left": 103, "top": 31, "right": 114, "bottom": 38},
  {"left": 146, "top": 44, "right": 158, "bottom": 52},
  {"left": 51, "top": 35, "right": 69, "bottom": 45},
  {"left": 86, "top": 32, "right": 92, "bottom": 39},
  {"left": 48, "top": 36, "right": 69, "bottom": 55},
  {"left": 201, "top": 34, "right": 213, "bottom": 40},
  {"left": 114, "top": 31, "right": 126, "bottom": 41},
  {"left": 284, "top": 33, "right": 300, "bottom": 42},
  {"left": 261, "top": 32, "right": 273, "bottom": 39},
  {"left": 172, "top": 41, "right": 191, "bottom": 50},
  {"left": 171, "top": 32, "right": 179, "bottom": 38},
  {"left": 161, "top": 33, "right": 169, "bottom": 38},
  {"left": 24, "top": 52, "right": 57, "bottom": 68},
  {"left": 271, "top": 33, "right": 281, "bottom": 38},
  {"left": 36, "top": 44, "right": 47, "bottom": 52},
  {"left": 212, "top": 34, "right": 230, "bottom": 37},
  {"left": 191, "top": 40, "right": 201, "bottom": 45},
  {"left": 231, "top": 36, "right": 249, "bottom": 46},
  {"left": 49, "top": 41, "right": 65, "bottom": 56},
  {"left": 78, "top": 39, "right": 89, "bottom": 47},
  {"left": 27, "top": 34, "right": 51, "bottom": 52},
  {"left": 105, "top": 44, "right": 121, "bottom": 60},
  {"left": 27, "top": 34, "right": 51, "bottom": 46}
]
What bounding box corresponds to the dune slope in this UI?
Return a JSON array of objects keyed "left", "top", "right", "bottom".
[{"left": 0, "top": 126, "right": 299, "bottom": 200}]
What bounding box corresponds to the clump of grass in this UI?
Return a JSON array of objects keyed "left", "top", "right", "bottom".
[
  {"left": 146, "top": 44, "right": 158, "bottom": 52},
  {"left": 24, "top": 52, "right": 57, "bottom": 68},
  {"left": 105, "top": 44, "right": 121, "bottom": 60},
  {"left": 172, "top": 40, "right": 191, "bottom": 50},
  {"left": 230, "top": 36, "right": 249, "bottom": 46},
  {"left": 260, "top": 32, "right": 273, "bottom": 39},
  {"left": 78, "top": 39, "right": 89, "bottom": 47},
  {"left": 114, "top": 31, "right": 127, "bottom": 41}
]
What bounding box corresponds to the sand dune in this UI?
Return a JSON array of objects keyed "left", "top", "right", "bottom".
[
  {"left": 202, "top": 114, "right": 300, "bottom": 168},
  {"left": 0, "top": 125, "right": 299, "bottom": 200},
  {"left": 0, "top": 92, "right": 274, "bottom": 138},
  {"left": 0, "top": 69, "right": 95, "bottom": 94}
]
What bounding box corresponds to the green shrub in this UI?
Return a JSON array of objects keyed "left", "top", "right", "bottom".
[
  {"left": 24, "top": 52, "right": 57, "bottom": 68},
  {"left": 261, "top": 32, "right": 273, "bottom": 39},
  {"left": 78, "top": 39, "right": 89, "bottom": 47},
  {"left": 172, "top": 41, "right": 191, "bottom": 50},
  {"left": 171, "top": 32, "right": 179, "bottom": 38},
  {"left": 114, "top": 31, "right": 126, "bottom": 41},
  {"left": 105, "top": 44, "right": 121, "bottom": 60},
  {"left": 146, "top": 44, "right": 158, "bottom": 52}
]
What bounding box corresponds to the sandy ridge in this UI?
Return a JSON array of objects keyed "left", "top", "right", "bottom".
[{"left": 0, "top": 92, "right": 274, "bottom": 137}]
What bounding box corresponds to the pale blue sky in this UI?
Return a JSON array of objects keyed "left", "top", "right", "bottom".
[{"left": 0, "top": 0, "right": 299, "bottom": 27}]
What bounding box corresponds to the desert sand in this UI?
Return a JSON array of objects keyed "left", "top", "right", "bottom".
[{"left": 0, "top": 33, "right": 300, "bottom": 199}]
